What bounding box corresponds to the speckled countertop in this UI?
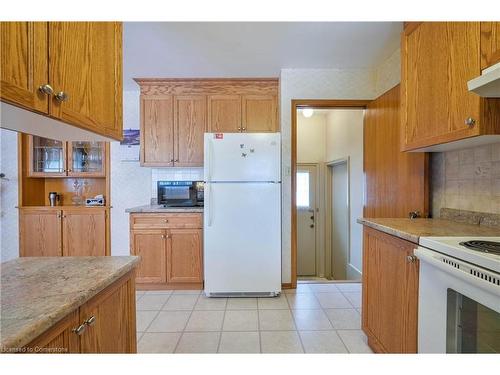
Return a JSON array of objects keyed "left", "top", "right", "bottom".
[
  {"left": 0, "top": 256, "right": 139, "bottom": 351},
  {"left": 357, "top": 218, "right": 500, "bottom": 244},
  {"left": 125, "top": 204, "right": 204, "bottom": 213}
]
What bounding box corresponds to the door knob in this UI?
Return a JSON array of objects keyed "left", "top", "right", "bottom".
[
  {"left": 310, "top": 215, "right": 314, "bottom": 220},
  {"left": 55, "top": 91, "right": 69, "bottom": 102},
  {"left": 310, "top": 224, "right": 314, "bottom": 228},
  {"left": 38, "top": 84, "right": 54, "bottom": 96},
  {"left": 84, "top": 315, "right": 96, "bottom": 326}
]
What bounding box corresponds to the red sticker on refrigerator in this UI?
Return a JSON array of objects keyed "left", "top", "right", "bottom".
[{"left": 215, "top": 133, "right": 224, "bottom": 139}]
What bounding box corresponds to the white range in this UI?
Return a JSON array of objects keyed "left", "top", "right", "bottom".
[
  {"left": 415, "top": 236, "right": 500, "bottom": 353},
  {"left": 203, "top": 133, "right": 281, "bottom": 297}
]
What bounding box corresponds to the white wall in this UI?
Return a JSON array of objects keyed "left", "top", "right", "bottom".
[
  {"left": 325, "top": 110, "right": 365, "bottom": 276},
  {"left": 0, "top": 129, "right": 19, "bottom": 262},
  {"left": 297, "top": 113, "right": 326, "bottom": 163}
]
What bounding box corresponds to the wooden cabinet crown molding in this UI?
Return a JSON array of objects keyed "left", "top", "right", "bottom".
[{"left": 134, "top": 78, "right": 279, "bottom": 96}]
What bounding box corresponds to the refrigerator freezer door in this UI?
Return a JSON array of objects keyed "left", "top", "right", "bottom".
[
  {"left": 204, "top": 182, "right": 281, "bottom": 295},
  {"left": 204, "top": 133, "right": 281, "bottom": 182}
]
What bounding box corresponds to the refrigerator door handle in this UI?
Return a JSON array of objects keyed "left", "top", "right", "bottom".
[
  {"left": 207, "top": 138, "right": 214, "bottom": 183},
  {"left": 207, "top": 183, "right": 213, "bottom": 227}
]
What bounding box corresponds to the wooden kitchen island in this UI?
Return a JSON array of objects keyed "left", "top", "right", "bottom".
[{"left": 0, "top": 256, "right": 139, "bottom": 353}]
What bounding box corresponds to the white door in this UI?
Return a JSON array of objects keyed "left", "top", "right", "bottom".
[
  {"left": 331, "top": 161, "right": 349, "bottom": 280},
  {"left": 204, "top": 182, "right": 281, "bottom": 294},
  {"left": 204, "top": 133, "right": 281, "bottom": 182},
  {"left": 297, "top": 165, "right": 317, "bottom": 276}
]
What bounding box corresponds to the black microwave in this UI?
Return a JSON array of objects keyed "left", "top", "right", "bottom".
[{"left": 157, "top": 181, "right": 204, "bottom": 207}]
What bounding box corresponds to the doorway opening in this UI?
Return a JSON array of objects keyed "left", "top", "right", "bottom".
[{"left": 292, "top": 101, "right": 368, "bottom": 287}]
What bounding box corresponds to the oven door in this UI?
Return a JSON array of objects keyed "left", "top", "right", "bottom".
[{"left": 415, "top": 247, "right": 500, "bottom": 353}]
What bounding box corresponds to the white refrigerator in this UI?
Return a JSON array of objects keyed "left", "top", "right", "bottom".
[{"left": 204, "top": 133, "right": 281, "bottom": 297}]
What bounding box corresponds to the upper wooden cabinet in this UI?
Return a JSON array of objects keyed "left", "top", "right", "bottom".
[
  {"left": 401, "top": 22, "right": 500, "bottom": 151},
  {"left": 0, "top": 22, "right": 49, "bottom": 113},
  {"left": 0, "top": 22, "right": 123, "bottom": 140},
  {"left": 141, "top": 96, "right": 175, "bottom": 166},
  {"left": 136, "top": 79, "right": 279, "bottom": 167},
  {"left": 208, "top": 95, "right": 242, "bottom": 132},
  {"left": 174, "top": 95, "right": 206, "bottom": 166},
  {"left": 242, "top": 95, "right": 278, "bottom": 132},
  {"left": 480, "top": 22, "right": 500, "bottom": 69}
]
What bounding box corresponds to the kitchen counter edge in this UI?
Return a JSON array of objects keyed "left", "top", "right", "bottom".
[
  {"left": 357, "top": 217, "right": 500, "bottom": 244},
  {"left": 0, "top": 256, "right": 140, "bottom": 350}
]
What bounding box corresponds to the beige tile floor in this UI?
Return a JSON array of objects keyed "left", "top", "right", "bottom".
[{"left": 135, "top": 282, "right": 372, "bottom": 353}]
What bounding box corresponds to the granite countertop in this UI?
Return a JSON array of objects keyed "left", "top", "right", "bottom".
[
  {"left": 0, "top": 256, "right": 139, "bottom": 351},
  {"left": 357, "top": 218, "right": 500, "bottom": 244},
  {"left": 125, "top": 204, "right": 204, "bottom": 213}
]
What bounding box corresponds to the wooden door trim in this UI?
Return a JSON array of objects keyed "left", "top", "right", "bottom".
[{"left": 291, "top": 99, "right": 369, "bottom": 288}]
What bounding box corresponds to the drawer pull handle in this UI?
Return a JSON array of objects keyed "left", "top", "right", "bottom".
[
  {"left": 72, "top": 324, "right": 86, "bottom": 336},
  {"left": 84, "top": 315, "right": 96, "bottom": 326}
]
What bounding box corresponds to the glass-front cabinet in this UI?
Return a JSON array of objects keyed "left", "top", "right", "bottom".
[
  {"left": 29, "top": 137, "right": 67, "bottom": 177},
  {"left": 28, "top": 136, "right": 106, "bottom": 177},
  {"left": 68, "top": 141, "right": 105, "bottom": 177}
]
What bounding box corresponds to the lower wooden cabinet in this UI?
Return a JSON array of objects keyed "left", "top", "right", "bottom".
[
  {"left": 132, "top": 229, "right": 167, "bottom": 284},
  {"left": 19, "top": 209, "right": 62, "bottom": 257},
  {"left": 130, "top": 213, "right": 203, "bottom": 289},
  {"left": 19, "top": 207, "right": 108, "bottom": 257},
  {"left": 167, "top": 229, "right": 203, "bottom": 284},
  {"left": 25, "top": 271, "right": 136, "bottom": 353},
  {"left": 361, "top": 227, "right": 419, "bottom": 353}
]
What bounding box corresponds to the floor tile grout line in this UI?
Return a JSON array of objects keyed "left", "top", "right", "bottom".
[
  {"left": 172, "top": 293, "right": 201, "bottom": 353},
  {"left": 215, "top": 299, "right": 228, "bottom": 353},
  {"left": 137, "top": 293, "right": 173, "bottom": 344},
  {"left": 286, "top": 291, "right": 306, "bottom": 353}
]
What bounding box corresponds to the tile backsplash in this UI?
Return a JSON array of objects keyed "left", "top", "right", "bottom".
[
  {"left": 430, "top": 142, "right": 500, "bottom": 217},
  {"left": 151, "top": 168, "right": 204, "bottom": 200}
]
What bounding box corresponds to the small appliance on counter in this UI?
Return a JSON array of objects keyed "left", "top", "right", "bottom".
[
  {"left": 48, "top": 192, "right": 60, "bottom": 207},
  {"left": 157, "top": 181, "right": 204, "bottom": 207},
  {"left": 85, "top": 194, "right": 105, "bottom": 206}
]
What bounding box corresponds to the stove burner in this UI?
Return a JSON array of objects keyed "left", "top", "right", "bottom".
[{"left": 459, "top": 240, "right": 500, "bottom": 255}]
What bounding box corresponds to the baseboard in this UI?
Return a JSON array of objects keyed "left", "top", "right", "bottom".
[
  {"left": 346, "top": 263, "right": 362, "bottom": 280},
  {"left": 281, "top": 283, "right": 293, "bottom": 289}
]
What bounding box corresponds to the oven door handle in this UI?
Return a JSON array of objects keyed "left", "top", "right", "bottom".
[{"left": 415, "top": 247, "right": 500, "bottom": 296}]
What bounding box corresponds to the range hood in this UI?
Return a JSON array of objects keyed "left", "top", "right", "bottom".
[{"left": 468, "top": 61, "right": 500, "bottom": 97}]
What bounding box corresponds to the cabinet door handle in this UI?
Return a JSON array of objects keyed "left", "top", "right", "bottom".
[
  {"left": 242, "top": 127, "right": 246, "bottom": 131},
  {"left": 72, "top": 324, "right": 86, "bottom": 336},
  {"left": 465, "top": 117, "right": 476, "bottom": 127},
  {"left": 84, "top": 315, "right": 96, "bottom": 326},
  {"left": 162, "top": 234, "right": 166, "bottom": 239},
  {"left": 175, "top": 159, "right": 179, "bottom": 162},
  {"left": 38, "top": 84, "right": 54, "bottom": 96},
  {"left": 406, "top": 255, "right": 417, "bottom": 263},
  {"left": 55, "top": 91, "right": 69, "bottom": 102},
  {"left": 237, "top": 127, "right": 241, "bottom": 131}
]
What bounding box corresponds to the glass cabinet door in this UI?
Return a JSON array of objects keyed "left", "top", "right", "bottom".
[
  {"left": 28, "top": 136, "right": 67, "bottom": 176},
  {"left": 67, "top": 141, "right": 106, "bottom": 177}
]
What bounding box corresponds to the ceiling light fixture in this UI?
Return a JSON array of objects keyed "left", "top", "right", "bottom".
[{"left": 302, "top": 108, "right": 314, "bottom": 118}]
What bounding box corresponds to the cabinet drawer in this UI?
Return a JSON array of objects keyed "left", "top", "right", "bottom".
[{"left": 130, "top": 213, "right": 202, "bottom": 229}]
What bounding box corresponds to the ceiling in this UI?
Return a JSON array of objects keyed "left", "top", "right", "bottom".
[{"left": 123, "top": 22, "right": 402, "bottom": 90}]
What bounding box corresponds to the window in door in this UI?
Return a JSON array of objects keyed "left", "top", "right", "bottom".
[{"left": 296, "top": 171, "right": 310, "bottom": 208}]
